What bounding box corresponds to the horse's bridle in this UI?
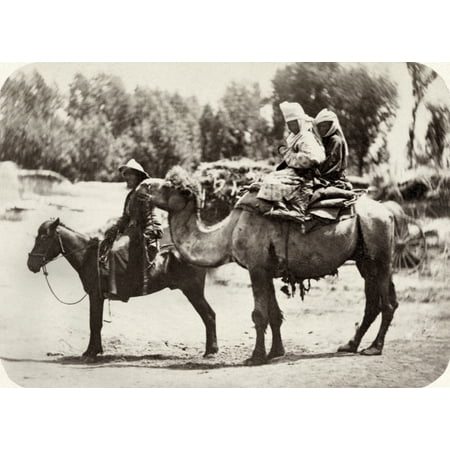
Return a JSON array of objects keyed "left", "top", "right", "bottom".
[
  {"left": 29, "top": 227, "right": 102, "bottom": 306},
  {"left": 28, "top": 230, "right": 66, "bottom": 267}
]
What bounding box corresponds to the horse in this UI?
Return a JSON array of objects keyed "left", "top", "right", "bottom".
[{"left": 27, "top": 218, "right": 218, "bottom": 360}]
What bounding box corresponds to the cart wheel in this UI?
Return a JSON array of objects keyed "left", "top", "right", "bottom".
[{"left": 393, "top": 216, "right": 427, "bottom": 272}]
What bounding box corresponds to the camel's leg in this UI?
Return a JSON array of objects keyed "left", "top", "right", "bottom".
[
  {"left": 338, "top": 259, "right": 381, "bottom": 353},
  {"left": 181, "top": 275, "right": 218, "bottom": 358},
  {"left": 83, "top": 292, "right": 104, "bottom": 360},
  {"left": 361, "top": 277, "right": 398, "bottom": 356},
  {"left": 352, "top": 201, "right": 397, "bottom": 355},
  {"left": 247, "top": 268, "right": 272, "bottom": 365},
  {"left": 267, "top": 295, "right": 285, "bottom": 359},
  {"left": 338, "top": 280, "right": 380, "bottom": 353}
]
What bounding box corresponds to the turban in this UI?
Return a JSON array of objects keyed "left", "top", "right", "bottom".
[{"left": 280, "top": 101, "right": 306, "bottom": 122}]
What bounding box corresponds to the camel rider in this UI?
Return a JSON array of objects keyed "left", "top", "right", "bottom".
[
  {"left": 103, "top": 159, "right": 163, "bottom": 300},
  {"left": 257, "top": 101, "right": 325, "bottom": 221},
  {"left": 314, "top": 108, "right": 349, "bottom": 184}
]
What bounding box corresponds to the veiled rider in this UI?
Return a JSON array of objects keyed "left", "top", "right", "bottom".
[
  {"left": 314, "top": 108, "right": 349, "bottom": 185},
  {"left": 257, "top": 101, "right": 325, "bottom": 221},
  {"left": 103, "top": 159, "right": 163, "bottom": 301}
]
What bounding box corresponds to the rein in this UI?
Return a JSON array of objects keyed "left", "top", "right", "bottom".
[{"left": 43, "top": 265, "right": 89, "bottom": 305}]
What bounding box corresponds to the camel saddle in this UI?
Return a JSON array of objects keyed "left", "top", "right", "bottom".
[{"left": 235, "top": 185, "right": 358, "bottom": 232}]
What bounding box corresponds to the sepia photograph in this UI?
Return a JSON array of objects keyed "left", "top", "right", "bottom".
[{"left": 0, "top": 61, "right": 449, "bottom": 388}]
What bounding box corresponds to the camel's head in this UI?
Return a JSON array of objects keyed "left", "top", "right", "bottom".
[
  {"left": 140, "top": 167, "right": 201, "bottom": 213},
  {"left": 27, "top": 218, "right": 62, "bottom": 273}
]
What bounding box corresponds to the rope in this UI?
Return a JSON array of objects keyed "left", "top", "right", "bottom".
[{"left": 43, "top": 264, "right": 88, "bottom": 305}]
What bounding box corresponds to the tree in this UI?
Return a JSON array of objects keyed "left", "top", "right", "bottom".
[
  {"left": 128, "top": 87, "right": 202, "bottom": 177},
  {"left": 67, "top": 73, "right": 133, "bottom": 138},
  {"left": 220, "top": 81, "right": 271, "bottom": 159},
  {"left": 271, "top": 63, "right": 398, "bottom": 175},
  {"left": 0, "top": 70, "right": 64, "bottom": 170},
  {"left": 64, "top": 116, "right": 116, "bottom": 181},
  {"left": 406, "top": 62, "right": 438, "bottom": 168},
  {"left": 424, "top": 103, "right": 450, "bottom": 168},
  {"left": 199, "top": 82, "right": 271, "bottom": 161},
  {"left": 333, "top": 66, "right": 398, "bottom": 175},
  {"left": 199, "top": 104, "right": 221, "bottom": 161}
]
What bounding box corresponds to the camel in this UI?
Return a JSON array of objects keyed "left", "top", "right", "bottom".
[
  {"left": 27, "top": 219, "right": 218, "bottom": 360},
  {"left": 139, "top": 167, "right": 398, "bottom": 365}
]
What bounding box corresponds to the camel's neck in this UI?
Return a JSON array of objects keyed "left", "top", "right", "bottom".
[
  {"left": 168, "top": 200, "right": 238, "bottom": 267},
  {"left": 58, "top": 226, "right": 91, "bottom": 272}
]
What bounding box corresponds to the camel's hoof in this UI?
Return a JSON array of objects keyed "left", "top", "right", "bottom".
[
  {"left": 82, "top": 355, "right": 99, "bottom": 363},
  {"left": 81, "top": 349, "right": 102, "bottom": 362},
  {"left": 245, "top": 355, "right": 267, "bottom": 366},
  {"left": 361, "top": 346, "right": 382, "bottom": 356},
  {"left": 267, "top": 348, "right": 285, "bottom": 360},
  {"left": 203, "top": 346, "right": 219, "bottom": 358},
  {"left": 337, "top": 342, "right": 358, "bottom": 353}
]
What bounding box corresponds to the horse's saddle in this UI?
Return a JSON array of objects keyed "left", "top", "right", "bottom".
[{"left": 235, "top": 185, "right": 357, "bottom": 232}]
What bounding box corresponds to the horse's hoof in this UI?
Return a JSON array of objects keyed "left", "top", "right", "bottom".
[
  {"left": 203, "top": 352, "right": 217, "bottom": 359},
  {"left": 337, "top": 342, "right": 358, "bottom": 353},
  {"left": 360, "top": 346, "right": 382, "bottom": 356},
  {"left": 245, "top": 355, "right": 267, "bottom": 366}
]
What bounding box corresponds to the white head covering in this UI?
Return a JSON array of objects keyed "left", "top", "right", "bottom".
[
  {"left": 280, "top": 101, "right": 306, "bottom": 122},
  {"left": 314, "top": 108, "right": 341, "bottom": 137},
  {"left": 119, "top": 158, "right": 149, "bottom": 178}
]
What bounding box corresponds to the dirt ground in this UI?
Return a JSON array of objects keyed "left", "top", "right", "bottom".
[{"left": 1, "top": 187, "right": 449, "bottom": 388}]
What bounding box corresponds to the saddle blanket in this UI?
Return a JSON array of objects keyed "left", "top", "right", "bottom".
[{"left": 235, "top": 188, "right": 357, "bottom": 232}]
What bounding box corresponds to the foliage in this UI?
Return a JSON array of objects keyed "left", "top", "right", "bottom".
[
  {"left": 0, "top": 71, "right": 64, "bottom": 170},
  {"left": 2, "top": 64, "right": 446, "bottom": 188},
  {"left": 271, "top": 63, "right": 398, "bottom": 175},
  {"left": 128, "top": 87, "right": 202, "bottom": 178},
  {"left": 406, "top": 62, "right": 438, "bottom": 168},
  {"left": 0, "top": 70, "right": 202, "bottom": 181},
  {"left": 424, "top": 103, "right": 450, "bottom": 168},
  {"left": 199, "top": 82, "right": 271, "bottom": 162},
  {"left": 67, "top": 73, "right": 133, "bottom": 138}
]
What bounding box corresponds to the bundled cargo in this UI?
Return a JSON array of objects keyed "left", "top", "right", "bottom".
[{"left": 195, "top": 158, "right": 272, "bottom": 224}]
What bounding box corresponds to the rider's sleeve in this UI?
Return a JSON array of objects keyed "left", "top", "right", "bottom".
[{"left": 141, "top": 200, "right": 164, "bottom": 240}]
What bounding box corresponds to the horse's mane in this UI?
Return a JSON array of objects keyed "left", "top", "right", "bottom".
[
  {"left": 58, "top": 221, "right": 99, "bottom": 245},
  {"left": 164, "top": 166, "right": 201, "bottom": 199}
]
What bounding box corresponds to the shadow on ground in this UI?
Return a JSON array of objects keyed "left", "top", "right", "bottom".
[{"left": 1, "top": 350, "right": 359, "bottom": 371}]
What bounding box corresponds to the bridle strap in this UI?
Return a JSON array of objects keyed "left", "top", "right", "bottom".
[{"left": 57, "top": 231, "right": 66, "bottom": 255}]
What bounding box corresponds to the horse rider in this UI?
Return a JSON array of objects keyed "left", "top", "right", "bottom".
[
  {"left": 103, "top": 159, "right": 163, "bottom": 301},
  {"left": 257, "top": 101, "right": 325, "bottom": 221}
]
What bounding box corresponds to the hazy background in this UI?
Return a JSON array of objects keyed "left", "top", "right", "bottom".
[{"left": 1, "top": 62, "right": 449, "bottom": 183}]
